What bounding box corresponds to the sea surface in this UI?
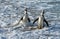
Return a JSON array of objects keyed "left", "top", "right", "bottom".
[{"left": 0, "top": 0, "right": 60, "bottom": 39}]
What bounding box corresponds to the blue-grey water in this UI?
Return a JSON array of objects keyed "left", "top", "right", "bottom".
[{"left": 0, "top": 0, "right": 60, "bottom": 39}]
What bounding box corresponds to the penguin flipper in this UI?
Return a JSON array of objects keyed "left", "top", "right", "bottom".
[
  {"left": 18, "top": 17, "right": 23, "bottom": 23},
  {"left": 28, "top": 18, "right": 30, "bottom": 22},
  {"left": 33, "top": 18, "right": 39, "bottom": 24},
  {"left": 44, "top": 18, "right": 49, "bottom": 27},
  {"left": 20, "top": 17, "right": 23, "bottom": 20}
]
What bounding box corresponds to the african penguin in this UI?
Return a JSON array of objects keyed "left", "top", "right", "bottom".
[
  {"left": 19, "top": 8, "right": 31, "bottom": 26},
  {"left": 33, "top": 10, "right": 49, "bottom": 29},
  {"left": 12, "top": 8, "right": 31, "bottom": 27}
]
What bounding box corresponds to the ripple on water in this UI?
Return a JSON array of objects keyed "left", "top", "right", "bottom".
[{"left": 0, "top": 0, "right": 60, "bottom": 39}]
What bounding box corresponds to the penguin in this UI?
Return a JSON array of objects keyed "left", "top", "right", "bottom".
[
  {"left": 17, "top": 8, "right": 31, "bottom": 26},
  {"left": 11, "top": 8, "right": 31, "bottom": 27},
  {"left": 20, "top": 8, "right": 30, "bottom": 23},
  {"left": 2, "top": 8, "right": 31, "bottom": 30},
  {"left": 33, "top": 10, "right": 49, "bottom": 29}
]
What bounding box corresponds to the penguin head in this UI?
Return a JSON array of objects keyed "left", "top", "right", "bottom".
[
  {"left": 40, "top": 10, "right": 45, "bottom": 16},
  {"left": 24, "top": 8, "right": 28, "bottom": 14},
  {"left": 24, "top": 8, "right": 28, "bottom": 18}
]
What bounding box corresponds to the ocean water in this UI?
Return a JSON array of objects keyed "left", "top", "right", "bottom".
[{"left": 0, "top": 0, "right": 60, "bottom": 39}]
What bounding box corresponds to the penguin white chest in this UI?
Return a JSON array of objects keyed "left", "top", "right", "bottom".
[
  {"left": 20, "top": 16, "right": 29, "bottom": 25},
  {"left": 38, "top": 17, "right": 43, "bottom": 26},
  {"left": 23, "top": 16, "right": 28, "bottom": 22}
]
